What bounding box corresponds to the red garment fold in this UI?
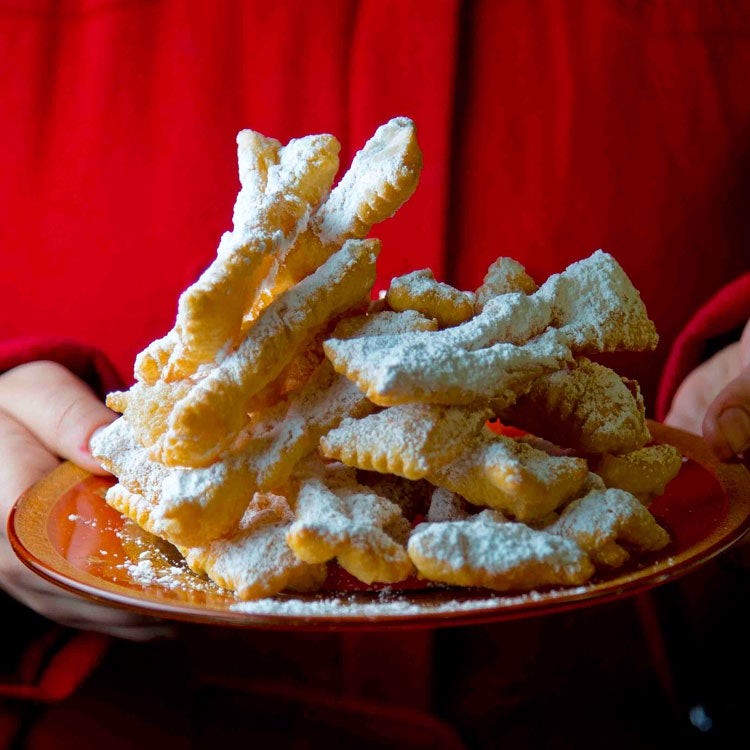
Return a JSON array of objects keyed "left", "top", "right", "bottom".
[{"left": 0, "top": 631, "right": 111, "bottom": 704}]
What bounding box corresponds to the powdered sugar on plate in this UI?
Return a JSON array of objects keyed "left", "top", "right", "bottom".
[
  {"left": 110, "top": 509, "right": 592, "bottom": 617},
  {"left": 228, "top": 585, "right": 591, "bottom": 619}
]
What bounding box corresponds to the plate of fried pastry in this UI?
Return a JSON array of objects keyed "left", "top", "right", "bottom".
[{"left": 10, "top": 118, "right": 750, "bottom": 629}]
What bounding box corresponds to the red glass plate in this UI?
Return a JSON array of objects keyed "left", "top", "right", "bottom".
[{"left": 8, "top": 422, "right": 750, "bottom": 631}]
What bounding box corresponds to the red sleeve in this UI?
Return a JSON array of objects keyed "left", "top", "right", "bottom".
[
  {"left": 0, "top": 336, "right": 125, "bottom": 396},
  {"left": 0, "top": 628, "right": 111, "bottom": 705},
  {"left": 656, "top": 273, "right": 750, "bottom": 421}
]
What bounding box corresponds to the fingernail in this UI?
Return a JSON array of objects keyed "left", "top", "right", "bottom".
[
  {"left": 717, "top": 407, "right": 750, "bottom": 456},
  {"left": 85, "top": 425, "right": 109, "bottom": 456}
]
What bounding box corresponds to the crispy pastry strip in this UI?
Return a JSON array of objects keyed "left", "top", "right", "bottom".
[
  {"left": 109, "top": 482, "right": 326, "bottom": 600},
  {"left": 408, "top": 511, "right": 594, "bottom": 591},
  {"left": 474, "top": 257, "right": 538, "bottom": 312},
  {"left": 500, "top": 357, "right": 652, "bottom": 455},
  {"left": 590, "top": 444, "right": 683, "bottom": 503},
  {"left": 287, "top": 463, "right": 414, "bottom": 584},
  {"left": 95, "top": 308, "right": 442, "bottom": 545},
  {"left": 106, "top": 378, "right": 192, "bottom": 454},
  {"left": 246, "top": 116, "right": 423, "bottom": 322},
  {"left": 331, "top": 309, "right": 438, "bottom": 340},
  {"left": 324, "top": 251, "right": 658, "bottom": 408},
  {"left": 105, "top": 482, "right": 171, "bottom": 540},
  {"left": 161, "top": 238, "right": 380, "bottom": 467},
  {"left": 325, "top": 327, "right": 572, "bottom": 409},
  {"left": 180, "top": 492, "right": 327, "bottom": 600},
  {"left": 536, "top": 250, "right": 658, "bottom": 353},
  {"left": 92, "top": 364, "right": 372, "bottom": 546},
  {"left": 94, "top": 419, "right": 258, "bottom": 546},
  {"left": 320, "top": 403, "right": 492, "bottom": 480},
  {"left": 137, "top": 132, "right": 340, "bottom": 383},
  {"left": 547, "top": 487, "right": 670, "bottom": 567},
  {"left": 428, "top": 431, "right": 589, "bottom": 523},
  {"left": 385, "top": 269, "right": 475, "bottom": 327}
]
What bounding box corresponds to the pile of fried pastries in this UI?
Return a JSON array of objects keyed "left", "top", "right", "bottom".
[{"left": 91, "top": 117, "right": 684, "bottom": 600}]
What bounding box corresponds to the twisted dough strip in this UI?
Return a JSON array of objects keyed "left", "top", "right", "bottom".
[
  {"left": 330, "top": 308, "right": 438, "bottom": 339},
  {"left": 244, "top": 116, "right": 423, "bottom": 324},
  {"left": 136, "top": 132, "right": 340, "bottom": 384},
  {"left": 590, "top": 444, "right": 683, "bottom": 503},
  {"left": 108, "top": 483, "right": 326, "bottom": 600},
  {"left": 94, "top": 418, "right": 258, "bottom": 546},
  {"left": 500, "top": 357, "right": 652, "bottom": 456},
  {"left": 407, "top": 511, "right": 594, "bottom": 591},
  {"left": 319, "top": 402, "right": 589, "bottom": 523},
  {"left": 134, "top": 132, "right": 282, "bottom": 384},
  {"left": 179, "top": 492, "right": 327, "bottom": 600},
  {"left": 126, "top": 120, "right": 421, "bottom": 462},
  {"left": 160, "top": 238, "right": 380, "bottom": 467},
  {"left": 324, "top": 251, "right": 657, "bottom": 408},
  {"left": 536, "top": 250, "right": 658, "bottom": 352},
  {"left": 320, "top": 403, "right": 491, "bottom": 480},
  {"left": 324, "top": 290, "right": 558, "bottom": 408},
  {"left": 95, "top": 308, "right": 445, "bottom": 545},
  {"left": 92, "top": 363, "right": 372, "bottom": 546},
  {"left": 287, "top": 463, "right": 414, "bottom": 584},
  {"left": 105, "top": 482, "right": 171, "bottom": 540},
  {"left": 428, "top": 430, "right": 589, "bottom": 523},
  {"left": 547, "top": 486, "right": 670, "bottom": 567},
  {"left": 325, "top": 327, "right": 572, "bottom": 409},
  {"left": 106, "top": 378, "right": 192, "bottom": 453},
  {"left": 385, "top": 269, "right": 475, "bottom": 328},
  {"left": 474, "top": 257, "right": 538, "bottom": 312}
]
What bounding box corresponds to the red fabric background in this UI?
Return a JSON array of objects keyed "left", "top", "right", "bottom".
[{"left": 0, "top": 0, "right": 460, "bottom": 384}]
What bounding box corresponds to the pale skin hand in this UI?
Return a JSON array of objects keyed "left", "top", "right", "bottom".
[
  {"left": 666, "top": 319, "right": 750, "bottom": 460},
  {"left": 0, "top": 361, "right": 171, "bottom": 640}
]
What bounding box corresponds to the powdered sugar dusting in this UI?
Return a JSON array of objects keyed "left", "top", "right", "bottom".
[
  {"left": 228, "top": 585, "right": 591, "bottom": 618},
  {"left": 114, "top": 522, "right": 222, "bottom": 596},
  {"left": 408, "top": 512, "right": 594, "bottom": 591},
  {"left": 537, "top": 250, "right": 658, "bottom": 352},
  {"left": 318, "top": 117, "right": 421, "bottom": 243},
  {"left": 324, "top": 251, "right": 658, "bottom": 409},
  {"left": 385, "top": 269, "right": 475, "bottom": 327}
]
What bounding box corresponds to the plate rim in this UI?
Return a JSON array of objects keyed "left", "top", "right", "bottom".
[{"left": 8, "top": 421, "right": 750, "bottom": 630}]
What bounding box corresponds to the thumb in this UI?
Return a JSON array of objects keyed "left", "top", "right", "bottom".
[
  {"left": 703, "top": 320, "right": 750, "bottom": 460},
  {"left": 0, "top": 361, "right": 117, "bottom": 474}
]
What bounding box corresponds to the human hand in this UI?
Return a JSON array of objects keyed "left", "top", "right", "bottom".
[
  {"left": 0, "top": 361, "right": 171, "bottom": 639},
  {"left": 665, "top": 320, "right": 750, "bottom": 460}
]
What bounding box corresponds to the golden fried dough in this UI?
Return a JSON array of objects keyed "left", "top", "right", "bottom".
[
  {"left": 548, "top": 487, "right": 670, "bottom": 567},
  {"left": 386, "top": 269, "right": 475, "bottom": 327},
  {"left": 408, "top": 511, "right": 594, "bottom": 591},
  {"left": 590, "top": 444, "right": 683, "bottom": 503},
  {"left": 181, "top": 491, "right": 327, "bottom": 600},
  {"left": 500, "top": 357, "right": 651, "bottom": 455},
  {"left": 287, "top": 462, "right": 414, "bottom": 584},
  {"left": 474, "top": 257, "right": 537, "bottom": 312},
  {"left": 320, "top": 403, "right": 491, "bottom": 479},
  {"left": 428, "top": 431, "right": 589, "bottom": 523},
  {"left": 96, "top": 118, "right": 678, "bottom": 602},
  {"left": 161, "top": 239, "right": 380, "bottom": 467}
]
